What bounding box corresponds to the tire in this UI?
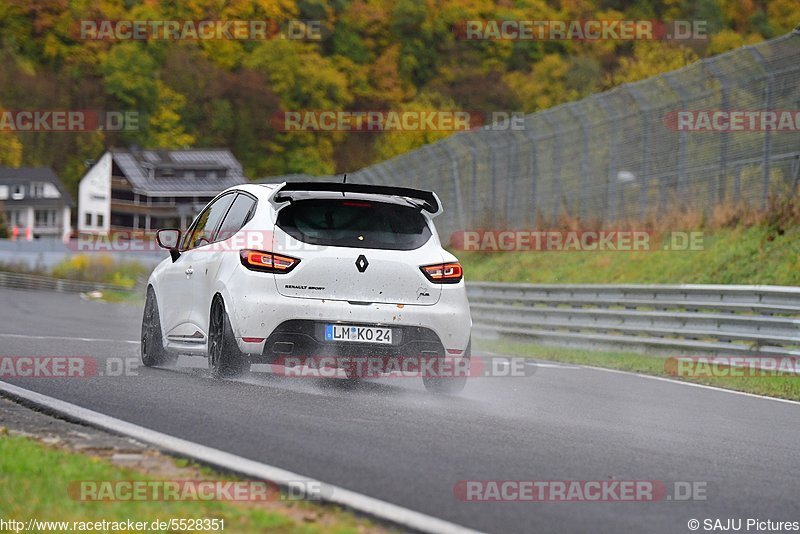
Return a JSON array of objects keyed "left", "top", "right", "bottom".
[
  {"left": 141, "top": 288, "right": 177, "bottom": 367},
  {"left": 208, "top": 295, "right": 249, "bottom": 378},
  {"left": 422, "top": 340, "right": 470, "bottom": 395}
]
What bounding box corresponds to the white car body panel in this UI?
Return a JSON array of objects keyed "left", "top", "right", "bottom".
[{"left": 147, "top": 183, "right": 472, "bottom": 359}]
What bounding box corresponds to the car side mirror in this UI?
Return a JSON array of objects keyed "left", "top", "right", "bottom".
[{"left": 156, "top": 229, "right": 181, "bottom": 262}]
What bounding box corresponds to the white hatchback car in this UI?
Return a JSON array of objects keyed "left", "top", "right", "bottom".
[{"left": 142, "top": 182, "right": 472, "bottom": 393}]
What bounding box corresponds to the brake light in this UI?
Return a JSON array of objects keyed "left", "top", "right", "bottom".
[
  {"left": 420, "top": 262, "right": 463, "bottom": 284},
  {"left": 239, "top": 249, "right": 300, "bottom": 273}
]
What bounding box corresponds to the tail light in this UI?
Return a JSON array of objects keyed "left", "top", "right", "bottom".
[
  {"left": 420, "top": 262, "right": 463, "bottom": 284},
  {"left": 240, "top": 249, "right": 300, "bottom": 273}
]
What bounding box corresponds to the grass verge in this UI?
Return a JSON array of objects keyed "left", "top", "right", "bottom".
[
  {"left": 475, "top": 338, "right": 800, "bottom": 401},
  {"left": 87, "top": 289, "right": 144, "bottom": 304},
  {"left": 456, "top": 224, "right": 800, "bottom": 285},
  {"left": 0, "top": 431, "right": 384, "bottom": 533}
]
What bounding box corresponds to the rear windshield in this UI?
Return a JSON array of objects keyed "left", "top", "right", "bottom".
[{"left": 276, "top": 199, "right": 432, "bottom": 250}]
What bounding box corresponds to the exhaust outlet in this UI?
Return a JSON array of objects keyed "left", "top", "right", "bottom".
[{"left": 272, "top": 342, "right": 294, "bottom": 354}]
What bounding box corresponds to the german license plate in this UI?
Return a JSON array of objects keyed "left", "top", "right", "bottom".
[{"left": 325, "top": 324, "right": 392, "bottom": 344}]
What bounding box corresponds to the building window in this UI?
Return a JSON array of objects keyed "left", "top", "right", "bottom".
[
  {"left": 6, "top": 211, "right": 23, "bottom": 227},
  {"left": 31, "top": 183, "right": 45, "bottom": 198},
  {"left": 11, "top": 185, "right": 24, "bottom": 200},
  {"left": 34, "top": 210, "right": 56, "bottom": 228},
  {"left": 85, "top": 212, "right": 92, "bottom": 227},
  {"left": 97, "top": 213, "right": 104, "bottom": 227}
]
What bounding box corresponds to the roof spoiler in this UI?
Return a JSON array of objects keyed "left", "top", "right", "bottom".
[{"left": 268, "top": 181, "right": 443, "bottom": 216}]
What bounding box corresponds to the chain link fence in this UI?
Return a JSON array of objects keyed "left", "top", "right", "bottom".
[{"left": 337, "top": 31, "right": 800, "bottom": 241}]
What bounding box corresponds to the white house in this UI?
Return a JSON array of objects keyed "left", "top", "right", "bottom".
[
  {"left": 0, "top": 167, "right": 72, "bottom": 239},
  {"left": 78, "top": 147, "right": 246, "bottom": 235}
]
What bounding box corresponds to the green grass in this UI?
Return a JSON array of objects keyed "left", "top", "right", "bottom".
[
  {"left": 0, "top": 432, "right": 379, "bottom": 533},
  {"left": 93, "top": 289, "right": 144, "bottom": 304},
  {"left": 477, "top": 338, "right": 800, "bottom": 401},
  {"left": 461, "top": 222, "right": 800, "bottom": 400},
  {"left": 51, "top": 255, "right": 150, "bottom": 289},
  {"left": 456, "top": 224, "right": 800, "bottom": 285}
]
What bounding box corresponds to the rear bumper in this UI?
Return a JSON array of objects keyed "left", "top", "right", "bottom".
[
  {"left": 226, "top": 283, "right": 472, "bottom": 356},
  {"left": 251, "top": 320, "right": 447, "bottom": 362}
]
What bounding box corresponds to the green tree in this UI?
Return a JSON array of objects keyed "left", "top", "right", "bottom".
[
  {"left": 0, "top": 129, "right": 22, "bottom": 166},
  {"left": 372, "top": 91, "right": 462, "bottom": 161},
  {"left": 148, "top": 83, "right": 196, "bottom": 149},
  {"left": 605, "top": 42, "right": 699, "bottom": 87},
  {"left": 0, "top": 210, "right": 8, "bottom": 239}
]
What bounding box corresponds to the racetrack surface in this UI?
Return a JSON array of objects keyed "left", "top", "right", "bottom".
[{"left": 1, "top": 288, "right": 798, "bottom": 533}]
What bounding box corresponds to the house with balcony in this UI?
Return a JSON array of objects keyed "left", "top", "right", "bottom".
[
  {"left": 78, "top": 148, "right": 246, "bottom": 235},
  {"left": 0, "top": 167, "right": 72, "bottom": 239}
]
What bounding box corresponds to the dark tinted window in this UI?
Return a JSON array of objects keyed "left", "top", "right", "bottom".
[
  {"left": 276, "top": 199, "right": 431, "bottom": 250},
  {"left": 216, "top": 193, "right": 256, "bottom": 241},
  {"left": 182, "top": 193, "right": 235, "bottom": 249}
]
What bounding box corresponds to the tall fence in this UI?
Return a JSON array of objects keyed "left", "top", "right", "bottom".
[{"left": 342, "top": 31, "right": 800, "bottom": 240}]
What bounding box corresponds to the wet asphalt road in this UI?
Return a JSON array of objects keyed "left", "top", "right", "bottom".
[{"left": 1, "top": 288, "right": 798, "bottom": 533}]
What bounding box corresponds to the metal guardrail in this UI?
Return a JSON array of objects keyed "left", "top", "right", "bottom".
[
  {"left": 468, "top": 282, "right": 800, "bottom": 357},
  {"left": 0, "top": 271, "right": 134, "bottom": 294}
]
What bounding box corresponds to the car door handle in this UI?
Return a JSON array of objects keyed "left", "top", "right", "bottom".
[{"left": 185, "top": 268, "right": 194, "bottom": 277}]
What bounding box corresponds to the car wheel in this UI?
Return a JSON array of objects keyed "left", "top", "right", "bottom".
[
  {"left": 208, "top": 295, "right": 249, "bottom": 378},
  {"left": 141, "top": 288, "right": 176, "bottom": 367},
  {"left": 422, "top": 341, "right": 470, "bottom": 395}
]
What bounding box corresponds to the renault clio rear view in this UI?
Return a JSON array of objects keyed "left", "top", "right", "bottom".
[{"left": 141, "top": 182, "right": 472, "bottom": 393}]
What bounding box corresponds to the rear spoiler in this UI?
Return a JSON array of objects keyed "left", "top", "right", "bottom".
[{"left": 268, "top": 181, "right": 443, "bottom": 216}]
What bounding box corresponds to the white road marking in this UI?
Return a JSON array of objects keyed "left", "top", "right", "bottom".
[
  {"left": 527, "top": 362, "right": 581, "bottom": 369},
  {"left": 478, "top": 352, "right": 580, "bottom": 369},
  {"left": 480, "top": 348, "right": 800, "bottom": 405},
  {"left": 0, "top": 332, "right": 139, "bottom": 344},
  {"left": 581, "top": 364, "right": 800, "bottom": 406},
  {"left": 0, "top": 380, "right": 484, "bottom": 534},
  {"left": 5, "top": 330, "right": 795, "bottom": 405}
]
